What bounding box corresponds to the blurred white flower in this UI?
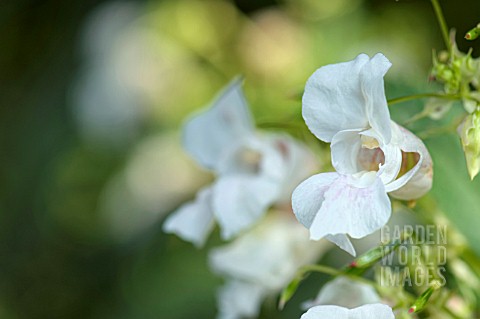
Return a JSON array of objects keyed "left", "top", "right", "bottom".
[
  {"left": 302, "top": 277, "right": 381, "bottom": 310},
  {"left": 164, "top": 79, "right": 317, "bottom": 246},
  {"left": 301, "top": 304, "right": 394, "bottom": 319},
  {"left": 293, "top": 53, "right": 433, "bottom": 255},
  {"left": 209, "top": 213, "right": 329, "bottom": 319}
]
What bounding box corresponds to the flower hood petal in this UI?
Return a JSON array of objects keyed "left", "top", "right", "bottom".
[
  {"left": 385, "top": 123, "right": 433, "bottom": 199},
  {"left": 302, "top": 53, "right": 391, "bottom": 143},
  {"left": 183, "top": 78, "right": 254, "bottom": 171},
  {"left": 361, "top": 53, "right": 392, "bottom": 145}
]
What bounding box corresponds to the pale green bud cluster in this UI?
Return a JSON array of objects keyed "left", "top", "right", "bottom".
[
  {"left": 431, "top": 33, "right": 480, "bottom": 113},
  {"left": 430, "top": 32, "right": 480, "bottom": 179},
  {"left": 458, "top": 107, "right": 480, "bottom": 179}
]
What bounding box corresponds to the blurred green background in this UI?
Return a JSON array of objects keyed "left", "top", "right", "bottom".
[{"left": 2, "top": 0, "right": 480, "bottom": 318}]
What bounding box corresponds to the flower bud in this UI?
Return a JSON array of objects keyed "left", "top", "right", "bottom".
[
  {"left": 458, "top": 108, "right": 480, "bottom": 180},
  {"left": 408, "top": 280, "right": 442, "bottom": 314},
  {"left": 345, "top": 233, "right": 409, "bottom": 276},
  {"left": 465, "top": 23, "right": 480, "bottom": 40}
]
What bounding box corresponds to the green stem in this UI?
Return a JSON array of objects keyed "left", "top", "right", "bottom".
[
  {"left": 387, "top": 93, "right": 460, "bottom": 105},
  {"left": 430, "top": 0, "right": 450, "bottom": 49},
  {"left": 300, "top": 264, "right": 340, "bottom": 277},
  {"left": 300, "top": 265, "right": 382, "bottom": 291}
]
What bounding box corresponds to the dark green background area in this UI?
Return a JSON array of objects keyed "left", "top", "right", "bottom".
[{"left": 1, "top": 0, "right": 480, "bottom": 318}]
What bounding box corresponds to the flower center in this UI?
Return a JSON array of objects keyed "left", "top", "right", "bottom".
[
  {"left": 358, "top": 136, "right": 385, "bottom": 172},
  {"left": 237, "top": 148, "right": 262, "bottom": 174}
]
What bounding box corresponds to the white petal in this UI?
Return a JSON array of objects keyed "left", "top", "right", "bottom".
[
  {"left": 378, "top": 142, "right": 402, "bottom": 185},
  {"left": 302, "top": 277, "right": 380, "bottom": 310},
  {"left": 310, "top": 175, "right": 391, "bottom": 240},
  {"left": 162, "top": 187, "right": 214, "bottom": 247},
  {"left": 302, "top": 54, "right": 370, "bottom": 142},
  {"left": 216, "top": 281, "right": 266, "bottom": 319},
  {"left": 291, "top": 173, "right": 340, "bottom": 229},
  {"left": 324, "top": 234, "right": 356, "bottom": 256},
  {"left": 360, "top": 53, "right": 392, "bottom": 145},
  {"left": 301, "top": 304, "right": 394, "bottom": 319},
  {"left": 301, "top": 305, "right": 350, "bottom": 318},
  {"left": 212, "top": 175, "right": 279, "bottom": 239},
  {"left": 331, "top": 129, "right": 363, "bottom": 174},
  {"left": 385, "top": 123, "right": 433, "bottom": 199},
  {"left": 183, "top": 78, "right": 254, "bottom": 170}
]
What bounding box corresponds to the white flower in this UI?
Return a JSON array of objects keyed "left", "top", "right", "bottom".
[
  {"left": 301, "top": 304, "right": 394, "bottom": 319},
  {"left": 209, "top": 213, "right": 329, "bottom": 319},
  {"left": 164, "top": 79, "right": 317, "bottom": 246},
  {"left": 293, "top": 53, "right": 433, "bottom": 255},
  {"left": 302, "top": 277, "right": 381, "bottom": 310}
]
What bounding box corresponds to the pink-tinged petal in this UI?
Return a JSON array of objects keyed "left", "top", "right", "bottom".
[
  {"left": 301, "top": 304, "right": 394, "bottom": 319},
  {"left": 212, "top": 176, "right": 279, "bottom": 239},
  {"left": 162, "top": 187, "right": 215, "bottom": 247},
  {"left": 302, "top": 54, "right": 370, "bottom": 142},
  {"left": 360, "top": 53, "right": 392, "bottom": 145},
  {"left": 310, "top": 175, "right": 391, "bottom": 240},
  {"left": 324, "top": 234, "right": 356, "bottom": 256},
  {"left": 183, "top": 78, "right": 254, "bottom": 170},
  {"left": 386, "top": 123, "right": 433, "bottom": 199},
  {"left": 291, "top": 173, "right": 340, "bottom": 229},
  {"left": 216, "top": 281, "right": 266, "bottom": 319}
]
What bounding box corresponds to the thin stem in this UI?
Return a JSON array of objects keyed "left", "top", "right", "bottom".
[
  {"left": 387, "top": 93, "right": 461, "bottom": 106},
  {"left": 430, "top": 0, "right": 450, "bottom": 49},
  {"left": 417, "top": 120, "right": 459, "bottom": 139},
  {"left": 300, "top": 264, "right": 340, "bottom": 277},
  {"left": 300, "top": 265, "right": 382, "bottom": 291}
]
